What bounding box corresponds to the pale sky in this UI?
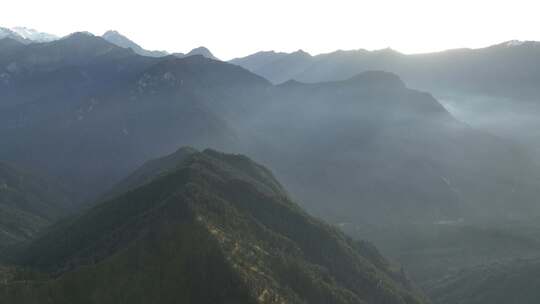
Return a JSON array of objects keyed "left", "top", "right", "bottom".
[{"left": 1, "top": 0, "right": 539, "bottom": 60}]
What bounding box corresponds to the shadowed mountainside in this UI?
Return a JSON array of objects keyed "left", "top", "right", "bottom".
[{"left": 0, "top": 148, "right": 426, "bottom": 304}]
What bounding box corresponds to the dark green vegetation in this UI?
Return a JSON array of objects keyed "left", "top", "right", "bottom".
[
  {"left": 0, "top": 148, "right": 425, "bottom": 304},
  {"left": 0, "top": 162, "right": 71, "bottom": 249}
]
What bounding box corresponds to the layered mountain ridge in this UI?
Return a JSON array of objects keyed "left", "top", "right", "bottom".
[
  {"left": 1, "top": 33, "right": 538, "bottom": 226},
  {"left": 2, "top": 25, "right": 540, "bottom": 304},
  {"left": 231, "top": 42, "right": 540, "bottom": 100}
]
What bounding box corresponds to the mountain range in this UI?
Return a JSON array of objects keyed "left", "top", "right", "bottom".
[
  {"left": 231, "top": 42, "right": 540, "bottom": 172},
  {"left": 1, "top": 32, "right": 538, "bottom": 226},
  {"left": 0, "top": 27, "right": 58, "bottom": 44},
  {"left": 231, "top": 42, "right": 540, "bottom": 100},
  {"left": 0, "top": 27, "right": 218, "bottom": 60},
  {"left": 3, "top": 26, "right": 540, "bottom": 304},
  {"left": 101, "top": 30, "right": 219, "bottom": 60}
]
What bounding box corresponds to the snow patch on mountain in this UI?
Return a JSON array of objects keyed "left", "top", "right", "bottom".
[
  {"left": 503, "top": 40, "right": 540, "bottom": 47},
  {"left": 506, "top": 40, "right": 527, "bottom": 47},
  {"left": 11, "top": 27, "right": 58, "bottom": 42},
  {"left": 0, "top": 27, "right": 27, "bottom": 43}
]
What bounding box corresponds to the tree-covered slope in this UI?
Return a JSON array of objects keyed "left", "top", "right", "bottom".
[
  {"left": 0, "top": 162, "right": 71, "bottom": 249},
  {"left": 0, "top": 148, "right": 426, "bottom": 304}
]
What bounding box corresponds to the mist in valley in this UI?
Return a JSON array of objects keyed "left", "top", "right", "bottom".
[{"left": 439, "top": 94, "right": 540, "bottom": 163}]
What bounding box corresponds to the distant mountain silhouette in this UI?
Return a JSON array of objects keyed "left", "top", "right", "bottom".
[
  {"left": 174, "top": 46, "right": 219, "bottom": 60},
  {"left": 231, "top": 42, "right": 540, "bottom": 100},
  {"left": 234, "top": 49, "right": 312, "bottom": 84},
  {"left": 102, "top": 30, "right": 168, "bottom": 57},
  {"left": 230, "top": 50, "right": 289, "bottom": 72},
  {"left": 101, "top": 30, "right": 219, "bottom": 60}
]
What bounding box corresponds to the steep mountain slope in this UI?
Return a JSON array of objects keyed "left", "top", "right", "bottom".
[
  {"left": 99, "top": 146, "right": 199, "bottom": 201},
  {"left": 0, "top": 148, "right": 426, "bottom": 304},
  {"left": 102, "top": 30, "right": 168, "bottom": 57},
  {"left": 0, "top": 162, "right": 71, "bottom": 249}
]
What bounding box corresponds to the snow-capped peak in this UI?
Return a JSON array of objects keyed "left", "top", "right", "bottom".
[
  {"left": 0, "top": 27, "right": 28, "bottom": 43},
  {"left": 505, "top": 40, "right": 527, "bottom": 47},
  {"left": 502, "top": 40, "right": 540, "bottom": 47},
  {"left": 10, "top": 27, "right": 58, "bottom": 42}
]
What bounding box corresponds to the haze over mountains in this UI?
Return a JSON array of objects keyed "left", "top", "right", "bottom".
[
  {"left": 2, "top": 26, "right": 540, "bottom": 304},
  {"left": 231, "top": 42, "right": 540, "bottom": 100},
  {"left": 2, "top": 32, "right": 537, "bottom": 224},
  {"left": 231, "top": 41, "right": 540, "bottom": 167}
]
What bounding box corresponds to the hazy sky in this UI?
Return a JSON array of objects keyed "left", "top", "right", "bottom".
[{"left": 2, "top": 0, "right": 539, "bottom": 60}]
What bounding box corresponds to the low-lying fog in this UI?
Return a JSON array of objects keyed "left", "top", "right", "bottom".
[{"left": 438, "top": 94, "right": 540, "bottom": 163}]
